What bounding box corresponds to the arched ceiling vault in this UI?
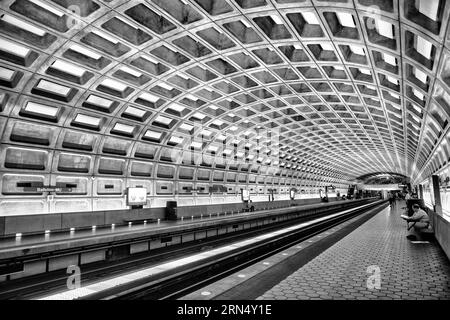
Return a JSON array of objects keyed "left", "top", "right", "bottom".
[{"left": 0, "top": 0, "right": 450, "bottom": 187}]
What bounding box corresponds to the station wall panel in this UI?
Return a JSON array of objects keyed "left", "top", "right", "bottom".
[{"left": 96, "top": 178, "right": 123, "bottom": 195}]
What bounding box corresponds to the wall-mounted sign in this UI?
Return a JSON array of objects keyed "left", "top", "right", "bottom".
[
  {"left": 127, "top": 187, "right": 147, "bottom": 206},
  {"left": 23, "top": 185, "right": 73, "bottom": 192},
  {"left": 289, "top": 189, "right": 295, "bottom": 200},
  {"left": 241, "top": 189, "right": 250, "bottom": 202}
]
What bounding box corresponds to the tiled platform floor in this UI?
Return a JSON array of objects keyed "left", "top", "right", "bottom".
[{"left": 258, "top": 200, "right": 450, "bottom": 300}]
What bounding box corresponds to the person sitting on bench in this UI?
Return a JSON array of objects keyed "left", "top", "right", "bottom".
[{"left": 403, "top": 204, "right": 430, "bottom": 240}]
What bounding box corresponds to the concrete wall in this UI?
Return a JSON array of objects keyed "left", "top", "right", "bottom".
[
  {"left": 0, "top": 197, "right": 342, "bottom": 237},
  {"left": 427, "top": 210, "right": 450, "bottom": 260}
]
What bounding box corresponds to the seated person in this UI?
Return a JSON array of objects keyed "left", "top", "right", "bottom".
[{"left": 402, "top": 204, "right": 430, "bottom": 240}]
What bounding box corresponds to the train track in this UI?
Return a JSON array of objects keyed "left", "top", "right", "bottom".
[
  {"left": 0, "top": 200, "right": 385, "bottom": 300},
  {"left": 116, "top": 201, "right": 387, "bottom": 300}
]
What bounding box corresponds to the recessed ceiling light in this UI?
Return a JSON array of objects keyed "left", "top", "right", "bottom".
[
  {"left": 375, "top": 20, "right": 394, "bottom": 39},
  {"left": 24, "top": 102, "right": 59, "bottom": 117},
  {"left": 71, "top": 44, "right": 101, "bottom": 60},
  {"left": 141, "top": 54, "right": 159, "bottom": 64},
  {"left": 140, "top": 92, "right": 159, "bottom": 103},
  {"left": 30, "top": 0, "right": 64, "bottom": 17},
  {"left": 271, "top": 15, "right": 283, "bottom": 25},
  {"left": 101, "top": 78, "right": 128, "bottom": 92},
  {"left": 416, "top": 35, "right": 433, "bottom": 59},
  {"left": 158, "top": 82, "right": 174, "bottom": 90},
  {"left": 336, "top": 12, "right": 355, "bottom": 28},
  {"left": 0, "top": 66, "right": 15, "bottom": 81},
  {"left": 349, "top": 46, "right": 365, "bottom": 55},
  {"left": 37, "top": 79, "right": 71, "bottom": 95},
  {"left": 144, "top": 130, "right": 162, "bottom": 140},
  {"left": 169, "top": 103, "right": 185, "bottom": 112},
  {"left": 1, "top": 14, "right": 46, "bottom": 36},
  {"left": 74, "top": 113, "right": 101, "bottom": 126},
  {"left": 52, "top": 60, "right": 85, "bottom": 77},
  {"left": 418, "top": 0, "right": 440, "bottom": 21},
  {"left": 412, "top": 88, "right": 425, "bottom": 100},
  {"left": 124, "top": 106, "right": 146, "bottom": 118},
  {"left": 113, "top": 123, "right": 135, "bottom": 134},
  {"left": 382, "top": 53, "right": 397, "bottom": 66},
  {"left": 302, "top": 12, "right": 320, "bottom": 25},
  {"left": 320, "top": 43, "right": 334, "bottom": 51},
  {"left": 359, "top": 68, "right": 371, "bottom": 75},
  {"left": 241, "top": 19, "right": 252, "bottom": 28},
  {"left": 414, "top": 68, "right": 428, "bottom": 83},
  {"left": 155, "top": 115, "right": 172, "bottom": 125},
  {"left": 0, "top": 37, "right": 30, "bottom": 57},
  {"left": 119, "top": 65, "right": 142, "bottom": 77}
]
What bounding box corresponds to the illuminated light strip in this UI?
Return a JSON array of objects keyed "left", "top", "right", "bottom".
[
  {"left": 124, "top": 106, "right": 146, "bottom": 118},
  {"left": 302, "top": 12, "right": 319, "bottom": 25},
  {"left": 416, "top": 35, "right": 433, "bottom": 59},
  {"left": 37, "top": 202, "right": 379, "bottom": 300},
  {"left": 376, "top": 20, "right": 394, "bottom": 39},
  {"left": 92, "top": 29, "right": 119, "bottom": 44},
  {"left": 85, "top": 95, "right": 113, "bottom": 108},
  {"left": 73, "top": 114, "right": 101, "bottom": 126},
  {"left": 139, "top": 92, "right": 159, "bottom": 103},
  {"left": 0, "top": 66, "right": 15, "bottom": 81},
  {"left": 418, "top": 0, "right": 440, "bottom": 21},
  {"left": 119, "top": 66, "right": 142, "bottom": 78},
  {"left": 36, "top": 79, "right": 71, "bottom": 96},
  {"left": 24, "top": 101, "right": 59, "bottom": 117},
  {"left": 100, "top": 78, "right": 128, "bottom": 92},
  {"left": 141, "top": 54, "right": 159, "bottom": 64},
  {"left": 0, "top": 37, "right": 30, "bottom": 57},
  {"left": 113, "top": 123, "right": 135, "bottom": 134},
  {"left": 1, "top": 14, "right": 46, "bottom": 36},
  {"left": 70, "top": 44, "right": 102, "bottom": 60},
  {"left": 30, "top": 0, "right": 64, "bottom": 17},
  {"left": 336, "top": 12, "right": 355, "bottom": 28},
  {"left": 52, "top": 60, "right": 85, "bottom": 77},
  {"left": 158, "top": 82, "right": 174, "bottom": 90}
]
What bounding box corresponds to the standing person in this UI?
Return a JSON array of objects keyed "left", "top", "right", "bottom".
[
  {"left": 388, "top": 192, "right": 394, "bottom": 207},
  {"left": 405, "top": 192, "right": 411, "bottom": 200}
]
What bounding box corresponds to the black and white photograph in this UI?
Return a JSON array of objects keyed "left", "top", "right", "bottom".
[{"left": 0, "top": 0, "right": 449, "bottom": 313}]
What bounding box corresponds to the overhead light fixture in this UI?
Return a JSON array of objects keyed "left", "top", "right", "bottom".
[
  {"left": 375, "top": 20, "right": 394, "bottom": 39},
  {"left": 30, "top": 0, "right": 64, "bottom": 17},
  {"left": 302, "top": 12, "right": 320, "bottom": 25},
  {"left": 418, "top": 0, "right": 440, "bottom": 21},
  {"left": 0, "top": 37, "right": 30, "bottom": 57},
  {"left": 382, "top": 53, "right": 397, "bottom": 66},
  {"left": 1, "top": 14, "right": 46, "bottom": 36},
  {"left": 336, "top": 12, "right": 355, "bottom": 28},
  {"left": 414, "top": 68, "right": 428, "bottom": 83},
  {"left": 52, "top": 60, "right": 85, "bottom": 77},
  {"left": 71, "top": 44, "right": 101, "bottom": 60},
  {"left": 416, "top": 35, "right": 433, "bottom": 59},
  {"left": 350, "top": 46, "right": 365, "bottom": 55},
  {"left": 119, "top": 66, "right": 142, "bottom": 77},
  {"left": 271, "top": 15, "right": 283, "bottom": 25},
  {"left": 320, "top": 43, "right": 334, "bottom": 51}
]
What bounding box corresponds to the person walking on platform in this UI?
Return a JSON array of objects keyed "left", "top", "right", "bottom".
[
  {"left": 405, "top": 192, "right": 411, "bottom": 201},
  {"left": 388, "top": 192, "right": 394, "bottom": 207}
]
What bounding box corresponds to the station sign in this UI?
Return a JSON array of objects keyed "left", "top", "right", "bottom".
[
  {"left": 23, "top": 186, "right": 72, "bottom": 192},
  {"left": 126, "top": 187, "right": 147, "bottom": 206}
]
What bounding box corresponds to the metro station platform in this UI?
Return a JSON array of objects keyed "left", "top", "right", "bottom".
[{"left": 258, "top": 200, "right": 450, "bottom": 300}]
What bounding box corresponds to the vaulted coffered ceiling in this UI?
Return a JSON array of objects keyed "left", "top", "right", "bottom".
[{"left": 1, "top": 0, "right": 450, "bottom": 192}]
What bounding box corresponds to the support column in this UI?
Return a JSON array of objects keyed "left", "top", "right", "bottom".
[
  {"left": 419, "top": 184, "right": 423, "bottom": 199},
  {"left": 432, "top": 175, "right": 442, "bottom": 215}
]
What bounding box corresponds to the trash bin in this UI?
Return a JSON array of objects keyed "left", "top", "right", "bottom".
[{"left": 166, "top": 201, "right": 178, "bottom": 221}]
